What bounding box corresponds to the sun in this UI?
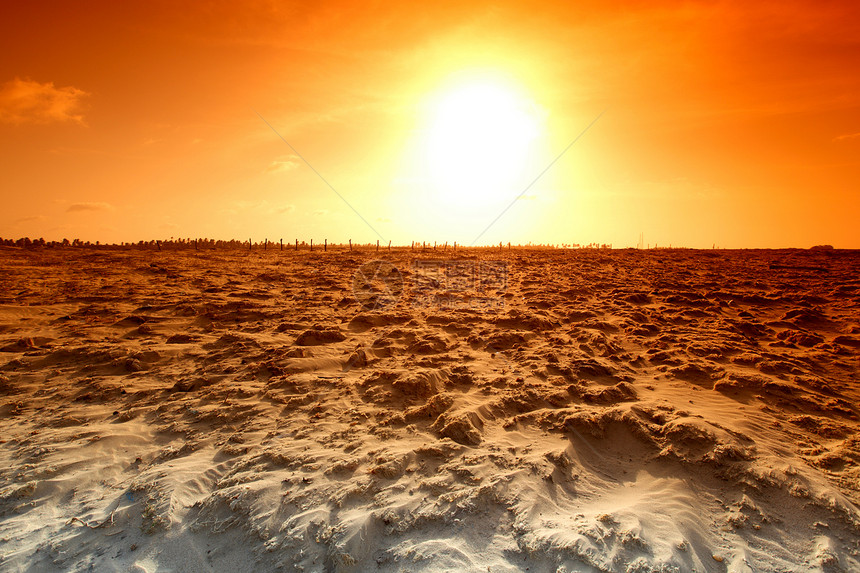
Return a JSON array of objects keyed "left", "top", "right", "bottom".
[{"left": 423, "top": 76, "right": 542, "bottom": 208}]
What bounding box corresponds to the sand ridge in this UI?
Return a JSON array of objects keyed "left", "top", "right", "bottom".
[{"left": 0, "top": 246, "right": 859, "bottom": 572}]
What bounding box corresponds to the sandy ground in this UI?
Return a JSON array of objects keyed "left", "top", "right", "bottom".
[{"left": 0, "top": 246, "right": 858, "bottom": 572}]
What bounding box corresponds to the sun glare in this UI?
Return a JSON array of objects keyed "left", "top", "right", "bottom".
[{"left": 424, "top": 77, "right": 542, "bottom": 208}]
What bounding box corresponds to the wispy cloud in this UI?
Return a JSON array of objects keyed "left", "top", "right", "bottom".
[
  {"left": 0, "top": 78, "right": 89, "bottom": 125},
  {"left": 229, "top": 200, "right": 295, "bottom": 215},
  {"left": 265, "top": 155, "right": 301, "bottom": 173},
  {"left": 14, "top": 215, "right": 46, "bottom": 224},
  {"left": 834, "top": 132, "right": 860, "bottom": 142},
  {"left": 313, "top": 209, "right": 329, "bottom": 216},
  {"left": 234, "top": 199, "right": 270, "bottom": 211},
  {"left": 67, "top": 202, "right": 114, "bottom": 213}
]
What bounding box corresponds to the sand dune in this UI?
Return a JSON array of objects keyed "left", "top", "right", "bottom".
[{"left": 1, "top": 246, "right": 859, "bottom": 572}]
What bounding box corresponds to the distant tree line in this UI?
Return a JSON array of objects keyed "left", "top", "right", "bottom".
[
  {"left": 0, "top": 237, "right": 622, "bottom": 250},
  {"left": 0, "top": 237, "right": 249, "bottom": 249},
  {"left": 0, "top": 237, "right": 107, "bottom": 248}
]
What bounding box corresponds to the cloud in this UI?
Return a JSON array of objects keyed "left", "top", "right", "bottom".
[
  {"left": 834, "top": 132, "right": 860, "bottom": 142},
  {"left": 234, "top": 199, "right": 271, "bottom": 211},
  {"left": 0, "top": 78, "right": 89, "bottom": 125},
  {"left": 313, "top": 209, "right": 329, "bottom": 216},
  {"left": 266, "top": 155, "right": 301, "bottom": 173},
  {"left": 14, "top": 215, "right": 46, "bottom": 224},
  {"left": 275, "top": 204, "right": 296, "bottom": 214},
  {"left": 67, "top": 202, "right": 114, "bottom": 213}
]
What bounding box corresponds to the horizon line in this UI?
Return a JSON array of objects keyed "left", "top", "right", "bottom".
[{"left": 0, "top": 237, "right": 849, "bottom": 251}]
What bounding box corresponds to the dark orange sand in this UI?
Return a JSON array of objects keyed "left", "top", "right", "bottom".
[{"left": 0, "top": 246, "right": 858, "bottom": 571}]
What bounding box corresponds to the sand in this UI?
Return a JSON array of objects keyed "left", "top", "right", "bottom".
[{"left": 0, "top": 245, "right": 858, "bottom": 572}]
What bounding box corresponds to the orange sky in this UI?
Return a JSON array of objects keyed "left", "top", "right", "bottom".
[{"left": 1, "top": 1, "right": 859, "bottom": 248}]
